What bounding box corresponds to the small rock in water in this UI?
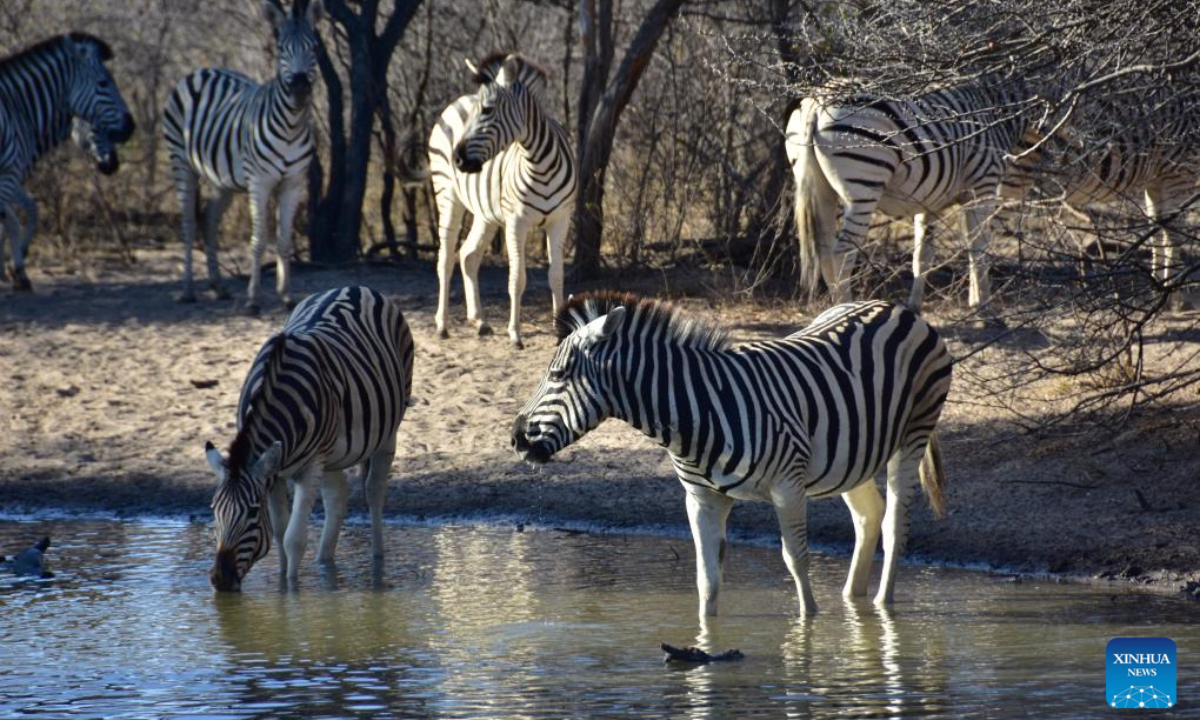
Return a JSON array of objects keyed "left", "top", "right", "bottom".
[{"left": 661, "top": 642, "right": 745, "bottom": 664}]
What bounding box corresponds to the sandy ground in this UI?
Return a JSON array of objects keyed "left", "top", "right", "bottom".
[{"left": 1, "top": 249, "right": 1198, "bottom": 599}]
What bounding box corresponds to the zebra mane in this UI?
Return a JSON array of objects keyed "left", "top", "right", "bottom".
[
  {"left": 554, "top": 292, "right": 731, "bottom": 352},
  {"left": 226, "top": 332, "right": 291, "bottom": 480},
  {"left": 0, "top": 34, "right": 114, "bottom": 69},
  {"left": 470, "top": 51, "right": 549, "bottom": 86}
]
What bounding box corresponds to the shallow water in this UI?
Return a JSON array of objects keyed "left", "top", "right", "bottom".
[{"left": 0, "top": 518, "right": 1194, "bottom": 719}]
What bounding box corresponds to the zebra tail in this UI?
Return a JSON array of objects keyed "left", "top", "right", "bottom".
[
  {"left": 918, "top": 432, "right": 947, "bottom": 519},
  {"left": 792, "top": 98, "right": 839, "bottom": 300}
]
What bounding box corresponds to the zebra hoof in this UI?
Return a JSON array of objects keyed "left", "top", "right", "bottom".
[
  {"left": 243, "top": 304, "right": 262, "bottom": 317},
  {"left": 510, "top": 337, "right": 525, "bottom": 350},
  {"left": 436, "top": 327, "right": 449, "bottom": 340},
  {"left": 212, "top": 287, "right": 232, "bottom": 301},
  {"left": 283, "top": 298, "right": 298, "bottom": 311},
  {"left": 176, "top": 291, "right": 198, "bottom": 304},
  {"left": 477, "top": 324, "right": 493, "bottom": 337},
  {"left": 13, "top": 278, "right": 32, "bottom": 293}
]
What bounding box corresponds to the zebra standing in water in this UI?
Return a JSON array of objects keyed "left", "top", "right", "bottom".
[
  {"left": 205, "top": 286, "right": 414, "bottom": 591},
  {"left": 786, "top": 82, "right": 1035, "bottom": 312},
  {"left": 163, "top": 0, "right": 322, "bottom": 313},
  {"left": 512, "top": 294, "right": 952, "bottom": 615},
  {"left": 428, "top": 53, "right": 576, "bottom": 349},
  {"left": 0, "top": 33, "right": 134, "bottom": 291}
]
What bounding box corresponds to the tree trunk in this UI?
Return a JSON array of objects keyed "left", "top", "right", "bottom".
[{"left": 573, "top": 0, "right": 687, "bottom": 278}]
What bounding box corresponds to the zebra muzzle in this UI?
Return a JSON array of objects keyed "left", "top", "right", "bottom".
[
  {"left": 210, "top": 549, "right": 242, "bottom": 592},
  {"left": 452, "top": 144, "right": 483, "bottom": 174}
]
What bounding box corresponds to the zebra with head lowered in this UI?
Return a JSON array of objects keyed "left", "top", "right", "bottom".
[
  {"left": 0, "top": 33, "right": 134, "bottom": 291},
  {"left": 786, "top": 80, "right": 1035, "bottom": 313},
  {"left": 512, "top": 293, "right": 952, "bottom": 615},
  {"left": 163, "top": 0, "right": 323, "bottom": 313},
  {"left": 428, "top": 52, "right": 576, "bottom": 349},
  {"left": 204, "top": 286, "right": 414, "bottom": 591}
]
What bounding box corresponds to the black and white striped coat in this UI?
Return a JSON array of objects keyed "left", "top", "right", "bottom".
[
  {"left": 786, "top": 82, "right": 1034, "bottom": 311},
  {"left": 428, "top": 52, "right": 576, "bottom": 349},
  {"left": 512, "top": 294, "right": 952, "bottom": 615},
  {"left": 0, "top": 33, "right": 134, "bottom": 291},
  {"left": 163, "top": 0, "right": 322, "bottom": 312},
  {"left": 1039, "top": 94, "right": 1200, "bottom": 310},
  {"left": 205, "top": 286, "right": 415, "bottom": 591}
]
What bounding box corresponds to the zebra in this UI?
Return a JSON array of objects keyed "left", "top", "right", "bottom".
[
  {"left": 786, "top": 81, "right": 1036, "bottom": 313},
  {"left": 428, "top": 52, "right": 577, "bottom": 349},
  {"left": 1032, "top": 95, "right": 1200, "bottom": 311},
  {"left": 0, "top": 33, "right": 134, "bottom": 291},
  {"left": 511, "top": 293, "right": 952, "bottom": 615},
  {"left": 163, "top": 0, "right": 323, "bottom": 313},
  {"left": 204, "top": 285, "right": 415, "bottom": 591}
]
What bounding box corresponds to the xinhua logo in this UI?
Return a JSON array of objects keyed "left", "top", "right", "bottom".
[{"left": 1107, "top": 638, "right": 1177, "bottom": 709}]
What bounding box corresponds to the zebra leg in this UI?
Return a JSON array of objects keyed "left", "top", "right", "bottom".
[
  {"left": 203, "top": 189, "right": 234, "bottom": 300},
  {"left": 841, "top": 479, "right": 885, "bottom": 599},
  {"left": 267, "top": 477, "right": 291, "bottom": 580},
  {"left": 683, "top": 483, "right": 735, "bottom": 617},
  {"left": 459, "top": 218, "right": 494, "bottom": 336},
  {"left": 245, "top": 180, "right": 275, "bottom": 315},
  {"left": 364, "top": 441, "right": 396, "bottom": 561},
  {"left": 9, "top": 187, "right": 36, "bottom": 292},
  {"left": 275, "top": 175, "right": 305, "bottom": 309},
  {"left": 545, "top": 215, "right": 569, "bottom": 317},
  {"left": 908, "top": 213, "right": 935, "bottom": 312},
  {"left": 0, "top": 204, "right": 19, "bottom": 288},
  {"left": 1145, "top": 183, "right": 1191, "bottom": 311},
  {"left": 964, "top": 202, "right": 995, "bottom": 312},
  {"left": 434, "top": 192, "right": 465, "bottom": 339},
  {"left": 283, "top": 470, "right": 321, "bottom": 579},
  {"left": 772, "top": 481, "right": 818, "bottom": 615},
  {"left": 172, "top": 162, "right": 201, "bottom": 303},
  {"left": 504, "top": 215, "right": 533, "bottom": 349},
  {"left": 877, "top": 450, "right": 922, "bottom": 607},
  {"left": 316, "top": 470, "right": 349, "bottom": 564}
]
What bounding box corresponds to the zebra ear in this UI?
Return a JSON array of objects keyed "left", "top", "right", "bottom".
[
  {"left": 261, "top": 0, "right": 287, "bottom": 30},
  {"left": 305, "top": 0, "right": 324, "bottom": 26},
  {"left": 205, "top": 441, "right": 226, "bottom": 480},
  {"left": 499, "top": 54, "right": 522, "bottom": 85},
  {"left": 581, "top": 306, "right": 626, "bottom": 348},
  {"left": 252, "top": 441, "right": 284, "bottom": 479}
]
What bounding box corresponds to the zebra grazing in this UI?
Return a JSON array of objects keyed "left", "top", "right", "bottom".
[
  {"left": 786, "top": 82, "right": 1034, "bottom": 312},
  {"left": 1038, "top": 96, "right": 1200, "bottom": 311},
  {"left": 205, "top": 286, "right": 414, "bottom": 591},
  {"left": 428, "top": 52, "right": 576, "bottom": 349},
  {"left": 163, "top": 0, "right": 323, "bottom": 313},
  {"left": 512, "top": 294, "right": 952, "bottom": 615},
  {"left": 0, "top": 33, "right": 134, "bottom": 291}
]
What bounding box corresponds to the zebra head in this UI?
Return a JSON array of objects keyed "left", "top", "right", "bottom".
[
  {"left": 511, "top": 299, "right": 629, "bottom": 464},
  {"left": 71, "top": 119, "right": 118, "bottom": 176},
  {"left": 262, "top": 0, "right": 324, "bottom": 102},
  {"left": 64, "top": 34, "right": 134, "bottom": 145},
  {"left": 205, "top": 439, "right": 283, "bottom": 592},
  {"left": 453, "top": 53, "right": 547, "bottom": 174}
]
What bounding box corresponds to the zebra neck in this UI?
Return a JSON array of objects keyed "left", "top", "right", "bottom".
[
  {"left": 0, "top": 47, "right": 73, "bottom": 159},
  {"left": 515, "top": 94, "right": 557, "bottom": 161},
  {"left": 606, "top": 342, "right": 720, "bottom": 456},
  {"left": 265, "top": 80, "right": 313, "bottom": 139}
]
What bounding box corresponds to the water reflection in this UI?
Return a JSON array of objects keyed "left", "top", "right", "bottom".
[{"left": 0, "top": 518, "right": 1197, "bottom": 720}]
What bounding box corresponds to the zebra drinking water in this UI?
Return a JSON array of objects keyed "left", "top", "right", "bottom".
[
  {"left": 511, "top": 294, "right": 952, "bottom": 615},
  {"left": 163, "top": 0, "right": 323, "bottom": 313},
  {"left": 205, "top": 286, "right": 415, "bottom": 591},
  {"left": 0, "top": 33, "right": 134, "bottom": 291},
  {"left": 786, "top": 81, "right": 1035, "bottom": 313},
  {"left": 428, "top": 53, "right": 577, "bottom": 349}
]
